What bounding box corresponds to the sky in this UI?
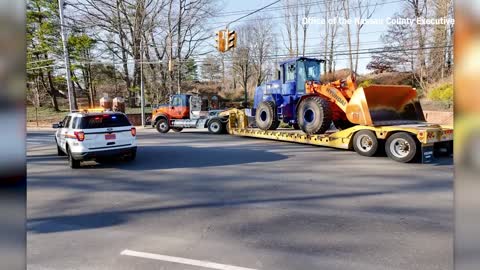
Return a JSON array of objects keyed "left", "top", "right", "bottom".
[{"left": 202, "top": 0, "right": 405, "bottom": 75}]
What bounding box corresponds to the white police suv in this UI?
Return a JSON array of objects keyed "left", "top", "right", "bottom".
[{"left": 53, "top": 110, "right": 137, "bottom": 168}]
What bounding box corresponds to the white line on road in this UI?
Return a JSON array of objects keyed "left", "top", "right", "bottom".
[{"left": 121, "top": 249, "right": 259, "bottom": 270}]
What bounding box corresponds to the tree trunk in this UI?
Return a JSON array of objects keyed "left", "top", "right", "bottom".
[
  {"left": 343, "top": 0, "right": 353, "bottom": 72},
  {"left": 47, "top": 71, "right": 60, "bottom": 111}
]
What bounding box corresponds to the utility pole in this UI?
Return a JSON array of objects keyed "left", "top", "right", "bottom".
[
  {"left": 58, "top": 0, "right": 76, "bottom": 111},
  {"left": 140, "top": 38, "right": 145, "bottom": 127}
]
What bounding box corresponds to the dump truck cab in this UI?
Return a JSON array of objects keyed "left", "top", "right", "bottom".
[
  {"left": 153, "top": 94, "right": 190, "bottom": 120},
  {"left": 151, "top": 93, "right": 228, "bottom": 134},
  {"left": 252, "top": 57, "right": 324, "bottom": 128}
]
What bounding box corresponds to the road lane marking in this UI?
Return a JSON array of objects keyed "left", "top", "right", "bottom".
[{"left": 121, "top": 249, "right": 259, "bottom": 270}]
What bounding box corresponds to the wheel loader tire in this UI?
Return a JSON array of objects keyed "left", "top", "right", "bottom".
[
  {"left": 297, "top": 96, "right": 332, "bottom": 135},
  {"left": 172, "top": 127, "right": 183, "bottom": 132},
  {"left": 333, "top": 119, "right": 355, "bottom": 130},
  {"left": 385, "top": 132, "right": 418, "bottom": 163},
  {"left": 353, "top": 130, "right": 378, "bottom": 157},
  {"left": 155, "top": 118, "right": 170, "bottom": 133},
  {"left": 256, "top": 101, "right": 279, "bottom": 130},
  {"left": 208, "top": 119, "right": 225, "bottom": 134}
]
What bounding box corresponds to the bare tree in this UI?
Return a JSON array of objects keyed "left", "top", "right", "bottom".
[
  {"left": 283, "top": 0, "right": 299, "bottom": 57},
  {"left": 201, "top": 55, "right": 221, "bottom": 82},
  {"left": 352, "top": 0, "right": 377, "bottom": 74},
  {"left": 342, "top": 0, "right": 353, "bottom": 71},
  {"left": 405, "top": 0, "right": 427, "bottom": 86},
  {"left": 251, "top": 17, "right": 274, "bottom": 86},
  {"left": 300, "top": 0, "right": 312, "bottom": 56},
  {"left": 429, "top": 0, "right": 452, "bottom": 80},
  {"left": 69, "top": 0, "right": 217, "bottom": 105},
  {"left": 367, "top": 13, "right": 416, "bottom": 74},
  {"left": 232, "top": 25, "right": 255, "bottom": 107},
  {"left": 321, "top": 0, "right": 342, "bottom": 77}
]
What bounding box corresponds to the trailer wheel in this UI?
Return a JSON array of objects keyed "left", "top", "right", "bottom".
[
  {"left": 156, "top": 118, "right": 170, "bottom": 133},
  {"left": 208, "top": 119, "right": 225, "bottom": 134},
  {"left": 172, "top": 127, "right": 183, "bottom": 132},
  {"left": 297, "top": 96, "right": 332, "bottom": 135},
  {"left": 385, "top": 132, "right": 418, "bottom": 163},
  {"left": 353, "top": 130, "right": 378, "bottom": 157},
  {"left": 256, "top": 101, "right": 279, "bottom": 130}
]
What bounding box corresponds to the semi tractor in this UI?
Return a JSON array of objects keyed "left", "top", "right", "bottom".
[{"left": 151, "top": 94, "right": 228, "bottom": 134}]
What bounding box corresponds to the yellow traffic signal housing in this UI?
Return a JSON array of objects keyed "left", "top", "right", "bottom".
[
  {"left": 215, "top": 30, "right": 226, "bottom": 52},
  {"left": 227, "top": 30, "right": 237, "bottom": 51}
]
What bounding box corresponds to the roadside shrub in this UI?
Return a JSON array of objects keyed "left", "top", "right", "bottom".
[
  {"left": 358, "top": 79, "right": 375, "bottom": 88},
  {"left": 428, "top": 83, "right": 453, "bottom": 107}
]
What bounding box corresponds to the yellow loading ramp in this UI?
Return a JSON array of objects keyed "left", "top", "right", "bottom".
[{"left": 221, "top": 109, "right": 453, "bottom": 163}]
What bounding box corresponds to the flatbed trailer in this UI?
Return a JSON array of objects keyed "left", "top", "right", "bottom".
[{"left": 222, "top": 109, "right": 453, "bottom": 163}]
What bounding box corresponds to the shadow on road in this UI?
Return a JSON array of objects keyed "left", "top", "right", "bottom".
[
  {"left": 27, "top": 191, "right": 388, "bottom": 234},
  {"left": 79, "top": 145, "right": 288, "bottom": 171}
]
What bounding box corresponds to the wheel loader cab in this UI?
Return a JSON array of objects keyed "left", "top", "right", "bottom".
[
  {"left": 253, "top": 57, "right": 324, "bottom": 127},
  {"left": 292, "top": 58, "right": 323, "bottom": 94},
  {"left": 280, "top": 58, "right": 323, "bottom": 96}
]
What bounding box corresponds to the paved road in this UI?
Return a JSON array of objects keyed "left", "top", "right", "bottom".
[{"left": 27, "top": 128, "right": 453, "bottom": 270}]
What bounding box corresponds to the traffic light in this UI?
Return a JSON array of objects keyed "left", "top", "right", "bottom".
[
  {"left": 215, "top": 30, "right": 226, "bottom": 52},
  {"left": 226, "top": 30, "right": 237, "bottom": 51}
]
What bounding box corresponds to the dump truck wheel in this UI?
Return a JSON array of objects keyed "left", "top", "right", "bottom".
[
  {"left": 256, "top": 101, "right": 279, "bottom": 130},
  {"left": 333, "top": 119, "right": 355, "bottom": 130},
  {"left": 297, "top": 96, "right": 332, "bottom": 135},
  {"left": 156, "top": 118, "right": 170, "bottom": 133},
  {"left": 353, "top": 130, "right": 378, "bottom": 157},
  {"left": 172, "top": 127, "right": 183, "bottom": 132},
  {"left": 385, "top": 132, "right": 418, "bottom": 163},
  {"left": 208, "top": 119, "right": 225, "bottom": 134}
]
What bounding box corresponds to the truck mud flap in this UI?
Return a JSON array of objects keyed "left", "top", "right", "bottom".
[
  {"left": 421, "top": 144, "right": 435, "bottom": 164},
  {"left": 421, "top": 142, "right": 453, "bottom": 164}
]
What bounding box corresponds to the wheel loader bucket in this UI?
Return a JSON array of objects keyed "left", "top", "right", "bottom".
[{"left": 345, "top": 85, "right": 426, "bottom": 126}]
